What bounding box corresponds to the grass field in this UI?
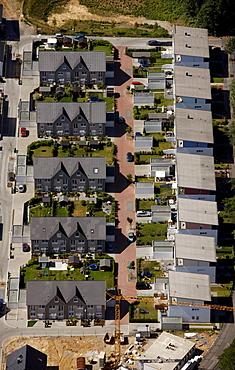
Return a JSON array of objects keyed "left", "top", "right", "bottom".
[
  {"left": 21, "top": 261, "right": 114, "bottom": 288},
  {"left": 136, "top": 222, "right": 167, "bottom": 244},
  {"left": 131, "top": 301, "right": 158, "bottom": 321}
]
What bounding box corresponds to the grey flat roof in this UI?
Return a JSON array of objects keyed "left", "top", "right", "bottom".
[
  {"left": 173, "top": 25, "right": 209, "bottom": 58},
  {"left": 175, "top": 108, "right": 213, "bottom": 143},
  {"left": 178, "top": 198, "right": 218, "bottom": 225},
  {"left": 30, "top": 217, "right": 106, "bottom": 240},
  {"left": 174, "top": 66, "right": 211, "bottom": 99},
  {"left": 36, "top": 102, "right": 106, "bottom": 124},
  {"left": 169, "top": 271, "right": 211, "bottom": 301},
  {"left": 139, "top": 332, "right": 195, "bottom": 361},
  {"left": 39, "top": 51, "right": 106, "bottom": 72},
  {"left": 175, "top": 234, "right": 216, "bottom": 262},
  {"left": 176, "top": 153, "right": 216, "bottom": 191}
]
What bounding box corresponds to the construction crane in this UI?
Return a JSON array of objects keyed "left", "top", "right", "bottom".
[{"left": 106, "top": 288, "right": 235, "bottom": 369}]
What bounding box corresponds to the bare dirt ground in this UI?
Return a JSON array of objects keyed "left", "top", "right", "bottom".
[
  {"left": 3, "top": 335, "right": 135, "bottom": 370},
  {"left": 47, "top": 0, "right": 172, "bottom": 32},
  {"left": 0, "top": 0, "right": 172, "bottom": 33},
  {"left": 3, "top": 330, "right": 218, "bottom": 369}
]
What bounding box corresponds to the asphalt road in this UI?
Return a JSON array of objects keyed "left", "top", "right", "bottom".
[{"left": 198, "top": 290, "right": 235, "bottom": 370}]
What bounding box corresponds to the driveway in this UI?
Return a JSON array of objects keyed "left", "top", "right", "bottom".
[{"left": 114, "top": 47, "right": 137, "bottom": 322}]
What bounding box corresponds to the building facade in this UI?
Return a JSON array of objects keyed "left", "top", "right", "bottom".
[
  {"left": 36, "top": 102, "right": 106, "bottom": 137},
  {"left": 30, "top": 217, "right": 106, "bottom": 254},
  {"left": 34, "top": 157, "right": 106, "bottom": 193},
  {"left": 39, "top": 51, "right": 106, "bottom": 85},
  {"left": 26, "top": 281, "right": 106, "bottom": 320}
]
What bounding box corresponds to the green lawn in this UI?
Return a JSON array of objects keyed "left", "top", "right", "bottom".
[
  {"left": 211, "top": 285, "right": 232, "bottom": 297},
  {"left": 130, "top": 300, "right": 158, "bottom": 321},
  {"left": 30, "top": 206, "right": 53, "bottom": 217},
  {"left": 137, "top": 200, "right": 156, "bottom": 210},
  {"left": 136, "top": 222, "right": 167, "bottom": 245},
  {"left": 136, "top": 177, "right": 155, "bottom": 183},
  {"left": 138, "top": 259, "right": 163, "bottom": 280},
  {"left": 155, "top": 93, "right": 173, "bottom": 107},
  {"left": 33, "top": 146, "right": 53, "bottom": 157},
  {"left": 30, "top": 143, "right": 115, "bottom": 166},
  {"left": 155, "top": 183, "right": 174, "bottom": 197},
  {"left": 30, "top": 204, "right": 69, "bottom": 218},
  {"left": 93, "top": 45, "right": 112, "bottom": 55},
  {"left": 21, "top": 261, "right": 114, "bottom": 288},
  {"left": 72, "top": 201, "right": 87, "bottom": 216}
]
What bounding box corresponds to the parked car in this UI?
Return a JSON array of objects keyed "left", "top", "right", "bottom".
[
  {"left": 88, "top": 96, "right": 100, "bottom": 102},
  {"left": 126, "top": 152, "right": 133, "bottom": 162},
  {"left": 118, "top": 116, "right": 124, "bottom": 124},
  {"left": 74, "top": 34, "right": 85, "bottom": 39},
  {"left": 8, "top": 172, "right": 15, "bottom": 181},
  {"left": 132, "top": 81, "right": 144, "bottom": 85},
  {"left": 136, "top": 210, "right": 151, "bottom": 217},
  {"left": 136, "top": 282, "right": 151, "bottom": 290},
  {"left": 148, "top": 40, "right": 161, "bottom": 46},
  {"left": 54, "top": 33, "right": 64, "bottom": 38},
  {"left": 18, "top": 184, "right": 26, "bottom": 193},
  {"left": 165, "top": 71, "right": 172, "bottom": 75},
  {"left": 20, "top": 127, "right": 27, "bottom": 137},
  {"left": 22, "top": 243, "right": 30, "bottom": 252},
  {"left": 128, "top": 232, "right": 135, "bottom": 242},
  {"left": 107, "top": 243, "right": 114, "bottom": 252},
  {"left": 135, "top": 132, "right": 142, "bottom": 137}
]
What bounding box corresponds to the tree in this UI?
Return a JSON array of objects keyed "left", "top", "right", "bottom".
[
  {"left": 226, "top": 121, "right": 235, "bottom": 146},
  {"left": 225, "top": 37, "right": 235, "bottom": 55},
  {"left": 127, "top": 174, "right": 133, "bottom": 181},
  {"left": 127, "top": 217, "right": 133, "bottom": 224},
  {"left": 223, "top": 196, "right": 235, "bottom": 223},
  {"left": 218, "top": 337, "right": 235, "bottom": 370}
]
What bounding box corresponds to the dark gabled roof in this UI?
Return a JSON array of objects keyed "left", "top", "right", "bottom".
[
  {"left": 30, "top": 217, "right": 106, "bottom": 240},
  {"left": 39, "top": 51, "right": 106, "bottom": 72},
  {"left": 6, "top": 345, "right": 47, "bottom": 370},
  {"left": 26, "top": 281, "right": 106, "bottom": 306},
  {"left": 36, "top": 102, "right": 106, "bottom": 124},
  {"left": 33, "top": 157, "right": 106, "bottom": 180}
]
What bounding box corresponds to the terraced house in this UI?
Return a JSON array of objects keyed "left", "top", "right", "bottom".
[
  {"left": 30, "top": 217, "right": 106, "bottom": 254},
  {"left": 36, "top": 102, "right": 106, "bottom": 137},
  {"left": 34, "top": 157, "right": 106, "bottom": 193},
  {"left": 26, "top": 281, "right": 106, "bottom": 320},
  {"left": 38, "top": 51, "right": 106, "bottom": 85}
]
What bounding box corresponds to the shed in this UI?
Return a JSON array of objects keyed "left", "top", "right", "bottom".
[
  {"left": 39, "top": 86, "right": 52, "bottom": 96},
  {"left": 58, "top": 195, "right": 68, "bottom": 205},
  {"left": 151, "top": 205, "right": 171, "bottom": 222},
  {"left": 42, "top": 197, "right": 51, "bottom": 204},
  {"left": 148, "top": 72, "right": 165, "bottom": 90},
  {"left": 68, "top": 255, "right": 80, "bottom": 267},
  {"left": 135, "top": 182, "right": 154, "bottom": 199},
  {"left": 134, "top": 136, "right": 153, "bottom": 152},
  {"left": 100, "top": 259, "right": 111, "bottom": 271},
  {"left": 39, "top": 256, "right": 50, "bottom": 268},
  {"left": 134, "top": 92, "right": 155, "bottom": 107}
]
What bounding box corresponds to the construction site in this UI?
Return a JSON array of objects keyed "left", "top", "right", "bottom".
[{"left": 3, "top": 328, "right": 219, "bottom": 370}]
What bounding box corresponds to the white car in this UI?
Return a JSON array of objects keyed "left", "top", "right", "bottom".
[
  {"left": 128, "top": 232, "right": 135, "bottom": 242},
  {"left": 136, "top": 210, "right": 151, "bottom": 217},
  {"left": 18, "top": 184, "right": 26, "bottom": 193}
]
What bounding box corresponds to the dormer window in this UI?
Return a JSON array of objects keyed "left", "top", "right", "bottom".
[{"left": 93, "top": 168, "right": 99, "bottom": 174}]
